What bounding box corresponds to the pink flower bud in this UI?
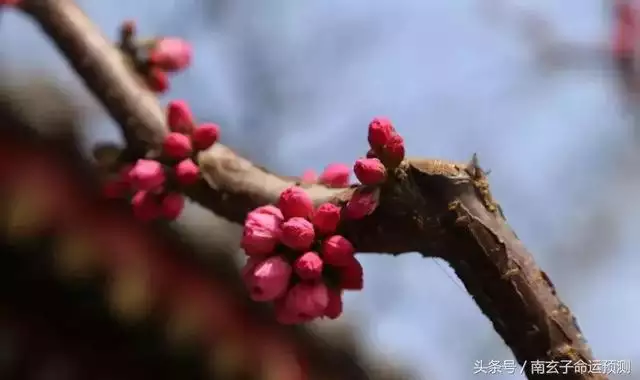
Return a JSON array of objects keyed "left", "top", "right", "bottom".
[
  {"left": 294, "top": 252, "right": 323, "bottom": 280},
  {"left": 245, "top": 256, "right": 292, "bottom": 302},
  {"left": 277, "top": 186, "right": 314, "bottom": 220},
  {"left": 381, "top": 134, "right": 405, "bottom": 168},
  {"left": 241, "top": 207, "right": 283, "bottom": 256},
  {"left": 324, "top": 289, "right": 343, "bottom": 319},
  {"left": 166, "top": 100, "right": 194, "bottom": 134},
  {"left": 280, "top": 217, "right": 315, "bottom": 251},
  {"left": 174, "top": 159, "right": 200, "bottom": 186},
  {"left": 337, "top": 256, "right": 363, "bottom": 290},
  {"left": 285, "top": 282, "right": 329, "bottom": 320},
  {"left": 131, "top": 191, "right": 161, "bottom": 221},
  {"left": 345, "top": 188, "right": 379, "bottom": 220},
  {"left": 149, "top": 37, "right": 192, "bottom": 72},
  {"left": 161, "top": 193, "right": 185, "bottom": 220},
  {"left": 353, "top": 158, "right": 387, "bottom": 186},
  {"left": 162, "top": 132, "right": 193, "bottom": 159},
  {"left": 321, "top": 235, "right": 355, "bottom": 266},
  {"left": 301, "top": 169, "right": 318, "bottom": 184},
  {"left": 192, "top": 123, "right": 220, "bottom": 151},
  {"left": 312, "top": 203, "right": 341, "bottom": 235},
  {"left": 129, "top": 159, "right": 166, "bottom": 192},
  {"left": 368, "top": 117, "right": 396, "bottom": 150},
  {"left": 146, "top": 68, "right": 169, "bottom": 93},
  {"left": 318, "top": 163, "right": 350, "bottom": 188}
]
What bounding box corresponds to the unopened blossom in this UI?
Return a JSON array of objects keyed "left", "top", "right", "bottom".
[
  {"left": 128, "top": 159, "right": 166, "bottom": 192},
  {"left": 381, "top": 134, "right": 405, "bottom": 168},
  {"left": 161, "top": 193, "right": 185, "bottom": 220},
  {"left": 174, "top": 159, "right": 200, "bottom": 186},
  {"left": 241, "top": 257, "right": 262, "bottom": 283},
  {"left": 149, "top": 37, "right": 192, "bottom": 72},
  {"left": 241, "top": 207, "right": 283, "bottom": 256},
  {"left": 353, "top": 158, "right": 387, "bottom": 186},
  {"left": 277, "top": 186, "right": 314, "bottom": 220},
  {"left": 368, "top": 117, "right": 396, "bottom": 150},
  {"left": 312, "top": 203, "right": 341, "bottom": 235},
  {"left": 166, "top": 100, "right": 194, "bottom": 134},
  {"left": 280, "top": 217, "right": 315, "bottom": 251},
  {"left": 245, "top": 256, "right": 292, "bottom": 302},
  {"left": 345, "top": 188, "right": 379, "bottom": 220},
  {"left": 192, "top": 123, "right": 220, "bottom": 151},
  {"left": 337, "top": 255, "right": 364, "bottom": 290},
  {"left": 131, "top": 191, "right": 161, "bottom": 221},
  {"left": 321, "top": 235, "right": 355, "bottom": 266},
  {"left": 285, "top": 282, "right": 329, "bottom": 320},
  {"left": 318, "top": 163, "right": 350, "bottom": 188},
  {"left": 294, "top": 251, "right": 323, "bottom": 280},
  {"left": 163, "top": 132, "right": 192, "bottom": 159},
  {"left": 146, "top": 68, "right": 169, "bottom": 93},
  {"left": 324, "top": 289, "right": 343, "bottom": 319}
]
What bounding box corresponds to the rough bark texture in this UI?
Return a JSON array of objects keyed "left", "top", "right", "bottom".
[{"left": 17, "top": 0, "right": 608, "bottom": 378}]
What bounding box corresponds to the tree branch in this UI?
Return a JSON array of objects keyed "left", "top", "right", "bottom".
[{"left": 17, "top": 0, "right": 607, "bottom": 378}]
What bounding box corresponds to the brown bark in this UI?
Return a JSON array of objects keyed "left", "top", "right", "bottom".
[{"left": 16, "top": 0, "right": 607, "bottom": 378}]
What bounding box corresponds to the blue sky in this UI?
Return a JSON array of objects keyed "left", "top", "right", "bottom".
[{"left": 2, "top": 1, "right": 638, "bottom": 379}]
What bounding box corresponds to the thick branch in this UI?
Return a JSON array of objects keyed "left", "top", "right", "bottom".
[{"left": 18, "top": 0, "right": 606, "bottom": 378}]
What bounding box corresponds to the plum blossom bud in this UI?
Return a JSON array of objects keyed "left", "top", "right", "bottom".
[
  {"left": 312, "top": 203, "right": 341, "bottom": 235},
  {"left": 166, "top": 100, "right": 194, "bottom": 134},
  {"left": 318, "top": 163, "right": 350, "bottom": 188},
  {"left": 280, "top": 217, "right": 315, "bottom": 251},
  {"left": 301, "top": 169, "right": 318, "bottom": 184},
  {"left": 161, "top": 193, "right": 185, "bottom": 220},
  {"left": 277, "top": 186, "right": 314, "bottom": 220},
  {"left": 162, "top": 132, "right": 193, "bottom": 159},
  {"left": 175, "top": 159, "right": 200, "bottom": 186},
  {"left": 131, "top": 191, "right": 161, "bottom": 221},
  {"left": 129, "top": 159, "right": 166, "bottom": 192},
  {"left": 321, "top": 235, "right": 355, "bottom": 266},
  {"left": 337, "top": 256, "right": 364, "bottom": 290},
  {"left": 192, "top": 123, "right": 220, "bottom": 151},
  {"left": 353, "top": 158, "right": 387, "bottom": 186},
  {"left": 294, "top": 252, "right": 323, "bottom": 280},
  {"left": 147, "top": 68, "right": 169, "bottom": 93},
  {"left": 345, "top": 188, "right": 379, "bottom": 220},
  {"left": 368, "top": 117, "right": 396, "bottom": 150},
  {"left": 285, "top": 282, "right": 329, "bottom": 320},
  {"left": 241, "top": 257, "right": 261, "bottom": 282},
  {"left": 381, "top": 134, "right": 405, "bottom": 168},
  {"left": 252, "top": 205, "right": 285, "bottom": 220},
  {"left": 241, "top": 207, "right": 283, "bottom": 256},
  {"left": 245, "top": 256, "right": 292, "bottom": 302},
  {"left": 149, "top": 37, "right": 192, "bottom": 72},
  {"left": 324, "top": 289, "right": 343, "bottom": 319}
]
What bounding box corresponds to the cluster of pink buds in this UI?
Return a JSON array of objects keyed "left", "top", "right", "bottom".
[
  {"left": 118, "top": 21, "right": 192, "bottom": 94},
  {"left": 301, "top": 163, "right": 351, "bottom": 188},
  {"left": 240, "top": 117, "right": 406, "bottom": 324},
  {"left": 241, "top": 186, "right": 363, "bottom": 324},
  {"left": 102, "top": 100, "right": 220, "bottom": 222}
]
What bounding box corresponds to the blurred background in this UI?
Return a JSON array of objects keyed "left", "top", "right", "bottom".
[{"left": 0, "top": 0, "right": 638, "bottom": 379}]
